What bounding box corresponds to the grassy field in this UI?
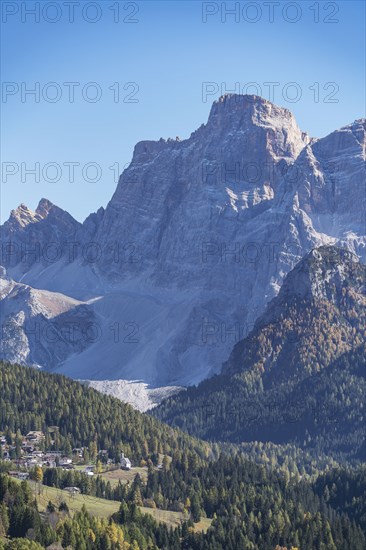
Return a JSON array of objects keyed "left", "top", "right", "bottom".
[
  {"left": 140, "top": 506, "right": 186, "bottom": 528},
  {"left": 28, "top": 481, "right": 121, "bottom": 518},
  {"left": 10, "top": 476, "right": 212, "bottom": 534},
  {"left": 193, "top": 517, "right": 213, "bottom": 533},
  {"left": 100, "top": 466, "right": 148, "bottom": 486},
  {"left": 23, "top": 480, "right": 211, "bottom": 531}
]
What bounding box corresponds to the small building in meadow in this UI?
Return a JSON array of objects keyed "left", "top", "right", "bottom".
[{"left": 120, "top": 452, "right": 132, "bottom": 470}]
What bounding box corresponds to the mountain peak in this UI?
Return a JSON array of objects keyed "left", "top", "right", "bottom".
[
  {"left": 321, "top": 118, "right": 365, "bottom": 146},
  {"left": 214, "top": 93, "right": 269, "bottom": 104},
  {"left": 272, "top": 245, "right": 362, "bottom": 304},
  {"left": 130, "top": 94, "right": 310, "bottom": 165},
  {"left": 12, "top": 203, "right": 32, "bottom": 215},
  {"left": 205, "top": 94, "right": 311, "bottom": 157},
  {"left": 208, "top": 93, "right": 297, "bottom": 123},
  {"left": 35, "top": 198, "right": 56, "bottom": 217},
  {"left": 6, "top": 198, "right": 62, "bottom": 229},
  {"left": 9, "top": 203, "right": 39, "bottom": 227}
]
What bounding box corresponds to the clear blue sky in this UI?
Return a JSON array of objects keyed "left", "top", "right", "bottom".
[{"left": 1, "top": 0, "right": 365, "bottom": 222}]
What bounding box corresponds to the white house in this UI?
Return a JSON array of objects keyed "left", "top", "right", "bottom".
[{"left": 120, "top": 452, "right": 131, "bottom": 470}]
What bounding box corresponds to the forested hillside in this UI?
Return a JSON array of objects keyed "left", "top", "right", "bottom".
[
  {"left": 154, "top": 247, "right": 366, "bottom": 462},
  {"left": 0, "top": 359, "right": 365, "bottom": 548},
  {"left": 1, "top": 461, "right": 365, "bottom": 549},
  {"left": 0, "top": 361, "right": 210, "bottom": 463}
]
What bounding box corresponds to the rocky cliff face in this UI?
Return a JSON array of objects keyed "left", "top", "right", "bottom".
[
  {"left": 91, "top": 95, "right": 310, "bottom": 283},
  {"left": 1, "top": 199, "right": 81, "bottom": 278},
  {"left": 294, "top": 119, "right": 365, "bottom": 256},
  {"left": 0, "top": 95, "right": 365, "bottom": 390},
  {"left": 0, "top": 268, "right": 96, "bottom": 369}
]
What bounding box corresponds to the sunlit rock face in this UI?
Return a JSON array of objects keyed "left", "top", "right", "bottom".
[
  {"left": 0, "top": 96, "right": 364, "bottom": 392},
  {"left": 294, "top": 119, "right": 366, "bottom": 259}
]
